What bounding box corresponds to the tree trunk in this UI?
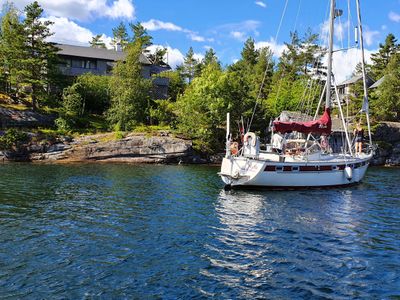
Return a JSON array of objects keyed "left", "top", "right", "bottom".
[{"left": 31, "top": 84, "right": 37, "bottom": 111}]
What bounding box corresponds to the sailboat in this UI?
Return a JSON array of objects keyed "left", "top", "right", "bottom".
[{"left": 219, "top": 0, "right": 374, "bottom": 188}]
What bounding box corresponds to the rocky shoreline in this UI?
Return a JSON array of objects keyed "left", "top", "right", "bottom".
[
  {"left": 1, "top": 122, "right": 400, "bottom": 166},
  {"left": 1, "top": 132, "right": 213, "bottom": 164}
]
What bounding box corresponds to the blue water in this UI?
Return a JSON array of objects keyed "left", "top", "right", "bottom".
[{"left": 0, "top": 164, "right": 399, "bottom": 299}]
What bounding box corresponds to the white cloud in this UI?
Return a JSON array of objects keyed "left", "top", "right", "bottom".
[
  {"left": 43, "top": 16, "right": 94, "bottom": 46},
  {"left": 255, "top": 1, "right": 267, "bottom": 8},
  {"left": 215, "top": 20, "right": 261, "bottom": 40},
  {"left": 1, "top": 0, "right": 135, "bottom": 21},
  {"left": 193, "top": 53, "right": 205, "bottom": 62},
  {"left": 320, "top": 20, "right": 350, "bottom": 45},
  {"left": 43, "top": 16, "right": 114, "bottom": 48},
  {"left": 230, "top": 31, "right": 246, "bottom": 41},
  {"left": 255, "top": 38, "right": 286, "bottom": 57},
  {"left": 142, "top": 19, "right": 182, "bottom": 31},
  {"left": 320, "top": 20, "right": 379, "bottom": 47},
  {"left": 103, "top": 0, "right": 135, "bottom": 19},
  {"left": 331, "top": 48, "right": 375, "bottom": 83},
  {"left": 363, "top": 28, "right": 380, "bottom": 46},
  {"left": 142, "top": 18, "right": 209, "bottom": 43},
  {"left": 188, "top": 33, "right": 206, "bottom": 42},
  {"left": 389, "top": 11, "right": 400, "bottom": 23}
]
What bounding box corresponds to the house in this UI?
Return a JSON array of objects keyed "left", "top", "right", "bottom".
[
  {"left": 336, "top": 74, "right": 375, "bottom": 103},
  {"left": 369, "top": 76, "right": 384, "bottom": 89},
  {"left": 56, "top": 44, "right": 171, "bottom": 99}
]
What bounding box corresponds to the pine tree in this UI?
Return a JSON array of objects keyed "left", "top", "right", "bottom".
[
  {"left": 0, "top": 3, "right": 26, "bottom": 94},
  {"left": 195, "top": 48, "right": 220, "bottom": 76},
  {"left": 130, "top": 22, "right": 152, "bottom": 50},
  {"left": 203, "top": 48, "right": 219, "bottom": 66},
  {"left": 89, "top": 34, "right": 106, "bottom": 49},
  {"left": 181, "top": 47, "right": 198, "bottom": 83},
  {"left": 111, "top": 22, "right": 129, "bottom": 50},
  {"left": 375, "top": 53, "right": 400, "bottom": 121},
  {"left": 148, "top": 47, "right": 167, "bottom": 65},
  {"left": 241, "top": 38, "right": 258, "bottom": 66},
  {"left": 22, "top": 1, "right": 59, "bottom": 110},
  {"left": 107, "top": 40, "right": 152, "bottom": 130},
  {"left": 371, "top": 33, "right": 399, "bottom": 79}
]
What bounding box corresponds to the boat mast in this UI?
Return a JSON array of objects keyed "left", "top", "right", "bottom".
[
  {"left": 355, "top": 0, "right": 373, "bottom": 146},
  {"left": 325, "top": 0, "right": 335, "bottom": 109}
]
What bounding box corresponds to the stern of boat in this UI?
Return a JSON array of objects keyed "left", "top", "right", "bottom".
[{"left": 219, "top": 157, "right": 266, "bottom": 187}]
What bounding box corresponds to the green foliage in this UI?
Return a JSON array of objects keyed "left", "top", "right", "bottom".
[
  {"left": 374, "top": 53, "right": 400, "bottom": 121},
  {"left": 149, "top": 99, "right": 176, "bottom": 126},
  {"left": 130, "top": 22, "right": 152, "bottom": 50},
  {"left": 194, "top": 48, "right": 219, "bottom": 77},
  {"left": 148, "top": 47, "right": 168, "bottom": 66},
  {"left": 62, "top": 84, "right": 83, "bottom": 116},
  {"left": 0, "top": 128, "right": 28, "bottom": 151},
  {"left": 264, "top": 75, "right": 320, "bottom": 118},
  {"left": 176, "top": 62, "right": 239, "bottom": 152},
  {"left": 22, "top": 1, "right": 60, "bottom": 110},
  {"left": 75, "top": 73, "right": 110, "bottom": 114},
  {"left": 0, "top": 3, "right": 27, "bottom": 93},
  {"left": 56, "top": 83, "right": 83, "bottom": 130},
  {"left": 180, "top": 47, "right": 199, "bottom": 83},
  {"left": 227, "top": 40, "right": 275, "bottom": 132},
  {"left": 154, "top": 70, "right": 185, "bottom": 101},
  {"left": 114, "top": 131, "right": 125, "bottom": 140},
  {"left": 111, "top": 22, "right": 129, "bottom": 50},
  {"left": 107, "top": 40, "right": 152, "bottom": 131},
  {"left": 89, "top": 34, "right": 106, "bottom": 49},
  {"left": 279, "top": 30, "right": 326, "bottom": 78},
  {"left": 371, "top": 34, "right": 399, "bottom": 79}
]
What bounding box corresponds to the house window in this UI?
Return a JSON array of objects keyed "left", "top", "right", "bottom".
[
  {"left": 59, "top": 58, "right": 71, "bottom": 67},
  {"left": 85, "top": 60, "right": 97, "bottom": 69},
  {"left": 71, "top": 59, "right": 84, "bottom": 68}
]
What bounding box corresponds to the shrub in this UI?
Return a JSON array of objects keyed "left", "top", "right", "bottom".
[{"left": 0, "top": 128, "right": 29, "bottom": 151}]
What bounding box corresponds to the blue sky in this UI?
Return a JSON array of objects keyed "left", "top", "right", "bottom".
[{"left": 2, "top": 0, "right": 400, "bottom": 81}]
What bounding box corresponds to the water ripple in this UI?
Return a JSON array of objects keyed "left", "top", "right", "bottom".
[{"left": 0, "top": 164, "right": 399, "bottom": 298}]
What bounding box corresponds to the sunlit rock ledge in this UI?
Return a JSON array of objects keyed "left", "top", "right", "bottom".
[{"left": 1, "top": 132, "right": 203, "bottom": 164}]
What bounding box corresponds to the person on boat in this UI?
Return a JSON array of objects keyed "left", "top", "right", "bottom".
[
  {"left": 321, "top": 134, "right": 331, "bottom": 153},
  {"left": 271, "top": 132, "right": 284, "bottom": 154},
  {"left": 354, "top": 123, "right": 364, "bottom": 154}
]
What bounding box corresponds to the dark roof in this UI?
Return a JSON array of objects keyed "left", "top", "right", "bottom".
[
  {"left": 337, "top": 73, "right": 375, "bottom": 87},
  {"left": 369, "top": 76, "right": 384, "bottom": 89},
  {"left": 338, "top": 74, "right": 363, "bottom": 86},
  {"left": 56, "top": 44, "right": 152, "bottom": 65}
]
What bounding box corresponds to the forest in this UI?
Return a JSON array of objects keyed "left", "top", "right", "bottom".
[{"left": 1, "top": 1, "right": 399, "bottom": 153}]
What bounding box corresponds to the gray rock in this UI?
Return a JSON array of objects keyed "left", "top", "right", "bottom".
[{"left": 47, "top": 143, "right": 71, "bottom": 153}]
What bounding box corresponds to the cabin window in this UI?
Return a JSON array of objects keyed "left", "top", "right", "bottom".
[
  {"left": 276, "top": 166, "right": 283, "bottom": 172},
  {"left": 292, "top": 166, "right": 299, "bottom": 172},
  {"left": 85, "top": 60, "right": 97, "bottom": 69},
  {"left": 71, "top": 59, "right": 84, "bottom": 68},
  {"left": 59, "top": 58, "right": 71, "bottom": 67}
]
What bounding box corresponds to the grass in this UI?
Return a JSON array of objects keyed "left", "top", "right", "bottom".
[{"left": 0, "top": 102, "right": 30, "bottom": 111}]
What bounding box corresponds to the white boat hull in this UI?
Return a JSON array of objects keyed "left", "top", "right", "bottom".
[{"left": 220, "top": 153, "right": 372, "bottom": 188}]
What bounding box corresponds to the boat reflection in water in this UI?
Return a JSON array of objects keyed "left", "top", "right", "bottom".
[{"left": 199, "top": 187, "right": 379, "bottom": 298}]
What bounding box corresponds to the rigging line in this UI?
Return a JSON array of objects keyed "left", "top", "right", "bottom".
[
  {"left": 296, "top": 47, "right": 325, "bottom": 114},
  {"left": 246, "top": 0, "right": 289, "bottom": 133},
  {"left": 293, "top": 0, "right": 302, "bottom": 33},
  {"left": 347, "top": 0, "right": 351, "bottom": 49},
  {"left": 338, "top": 15, "right": 344, "bottom": 50},
  {"left": 296, "top": 0, "right": 330, "bottom": 115}
]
